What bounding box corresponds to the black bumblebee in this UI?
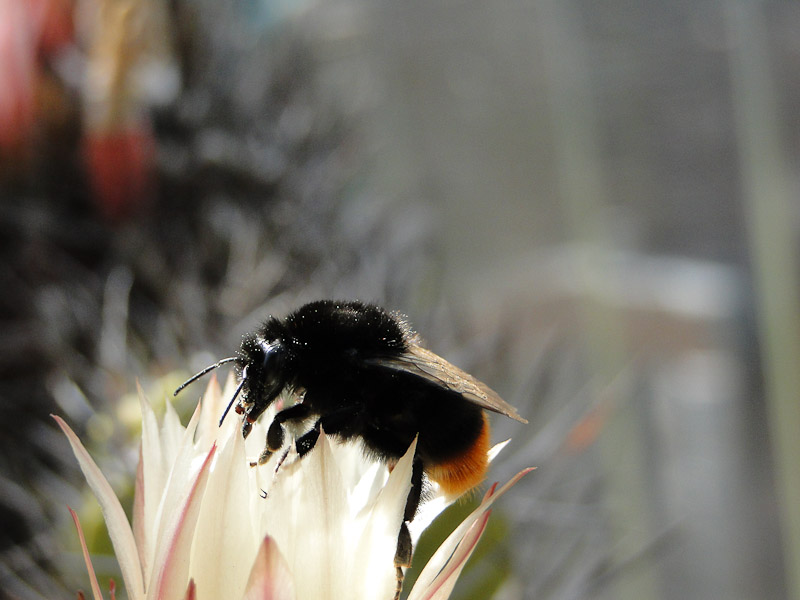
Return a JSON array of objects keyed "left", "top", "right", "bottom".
[
  {"left": 175, "top": 300, "right": 526, "bottom": 595},
  {"left": 177, "top": 299, "right": 526, "bottom": 493}
]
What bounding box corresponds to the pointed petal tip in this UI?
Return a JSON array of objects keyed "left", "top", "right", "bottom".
[
  {"left": 56, "top": 415, "right": 145, "bottom": 600},
  {"left": 204, "top": 372, "right": 222, "bottom": 399},
  {"left": 487, "top": 439, "right": 510, "bottom": 463},
  {"left": 481, "top": 467, "right": 534, "bottom": 503},
  {"left": 243, "top": 535, "right": 295, "bottom": 600},
  {"left": 51, "top": 413, "right": 69, "bottom": 431},
  {"left": 407, "top": 467, "right": 534, "bottom": 600}
]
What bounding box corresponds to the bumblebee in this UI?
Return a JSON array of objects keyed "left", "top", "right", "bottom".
[{"left": 176, "top": 300, "right": 526, "bottom": 596}]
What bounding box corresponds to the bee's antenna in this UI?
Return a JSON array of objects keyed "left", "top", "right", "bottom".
[
  {"left": 173, "top": 357, "right": 238, "bottom": 397},
  {"left": 219, "top": 366, "right": 248, "bottom": 427}
]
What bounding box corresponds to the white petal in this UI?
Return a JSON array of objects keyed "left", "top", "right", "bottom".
[
  {"left": 348, "top": 439, "right": 416, "bottom": 600},
  {"left": 132, "top": 445, "right": 149, "bottom": 583},
  {"left": 161, "top": 397, "right": 185, "bottom": 462},
  {"left": 336, "top": 441, "right": 383, "bottom": 498},
  {"left": 487, "top": 439, "right": 510, "bottom": 463},
  {"left": 149, "top": 445, "right": 216, "bottom": 600},
  {"left": 242, "top": 536, "right": 296, "bottom": 600},
  {"left": 54, "top": 416, "right": 145, "bottom": 600},
  {"left": 190, "top": 423, "right": 258, "bottom": 600},
  {"left": 348, "top": 457, "right": 388, "bottom": 515},
  {"left": 262, "top": 434, "right": 351, "bottom": 600},
  {"left": 193, "top": 376, "right": 225, "bottom": 451},
  {"left": 138, "top": 387, "right": 166, "bottom": 575}
]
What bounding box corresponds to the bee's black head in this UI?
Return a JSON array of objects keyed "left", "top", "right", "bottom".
[
  {"left": 237, "top": 335, "right": 288, "bottom": 436},
  {"left": 240, "top": 335, "right": 287, "bottom": 392}
]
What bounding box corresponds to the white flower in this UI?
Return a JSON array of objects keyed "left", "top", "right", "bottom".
[{"left": 56, "top": 375, "right": 531, "bottom": 600}]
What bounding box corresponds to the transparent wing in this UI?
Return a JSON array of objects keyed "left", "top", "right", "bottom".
[{"left": 366, "top": 344, "right": 528, "bottom": 423}]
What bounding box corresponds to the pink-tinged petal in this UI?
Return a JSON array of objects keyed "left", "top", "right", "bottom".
[
  {"left": 109, "top": 579, "right": 117, "bottom": 600},
  {"left": 150, "top": 444, "right": 216, "bottom": 600},
  {"left": 242, "top": 536, "right": 296, "bottom": 600},
  {"left": 182, "top": 580, "right": 196, "bottom": 600},
  {"left": 407, "top": 468, "right": 534, "bottom": 600},
  {"left": 410, "top": 440, "right": 511, "bottom": 544},
  {"left": 415, "top": 509, "right": 492, "bottom": 600},
  {"left": 54, "top": 416, "right": 145, "bottom": 600},
  {"left": 68, "top": 506, "right": 104, "bottom": 600}
]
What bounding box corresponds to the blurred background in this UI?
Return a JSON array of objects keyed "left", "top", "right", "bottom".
[{"left": 1, "top": 0, "right": 799, "bottom": 599}]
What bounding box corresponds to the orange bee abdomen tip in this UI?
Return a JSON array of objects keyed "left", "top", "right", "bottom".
[{"left": 427, "top": 414, "right": 490, "bottom": 497}]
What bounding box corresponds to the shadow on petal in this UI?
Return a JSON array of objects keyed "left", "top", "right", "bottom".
[{"left": 183, "top": 579, "right": 196, "bottom": 600}]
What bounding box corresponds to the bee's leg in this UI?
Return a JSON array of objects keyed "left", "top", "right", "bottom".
[
  {"left": 266, "top": 403, "right": 313, "bottom": 452},
  {"left": 249, "top": 403, "right": 313, "bottom": 466},
  {"left": 393, "top": 525, "right": 412, "bottom": 600},
  {"left": 295, "top": 424, "right": 321, "bottom": 456},
  {"left": 294, "top": 405, "right": 361, "bottom": 456},
  {"left": 403, "top": 457, "right": 424, "bottom": 522},
  {"left": 394, "top": 458, "right": 424, "bottom": 600}
]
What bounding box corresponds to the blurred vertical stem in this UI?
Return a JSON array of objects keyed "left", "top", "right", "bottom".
[
  {"left": 725, "top": 3, "right": 800, "bottom": 599},
  {"left": 535, "top": 1, "right": 659, "bottom": 599}
]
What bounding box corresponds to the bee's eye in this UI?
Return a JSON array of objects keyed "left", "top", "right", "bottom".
[{"left": 259, "top": 342, "right": 286, "bottom": 382}]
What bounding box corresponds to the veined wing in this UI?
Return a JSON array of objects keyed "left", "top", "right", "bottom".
[{"left": 365, "top": 344, "right": 528, "bottom": 423}]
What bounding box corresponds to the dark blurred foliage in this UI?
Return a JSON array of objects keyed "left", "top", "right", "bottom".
[{"left": 0, "top": 3, "right": 435, "bottom": 596}]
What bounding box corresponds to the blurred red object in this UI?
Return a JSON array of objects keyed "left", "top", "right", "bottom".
[
  {"left": 34, "top": 0, "right": 73, "bottom": 57},
  {"left": 80, "top": 0, "right": 175, "bottom": 222},
  {"left": 84, "top": 125, "right": 154, "bottom": 222},
  {"left": 0, "top": 0, "right": 73, "bottom": 157}
]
